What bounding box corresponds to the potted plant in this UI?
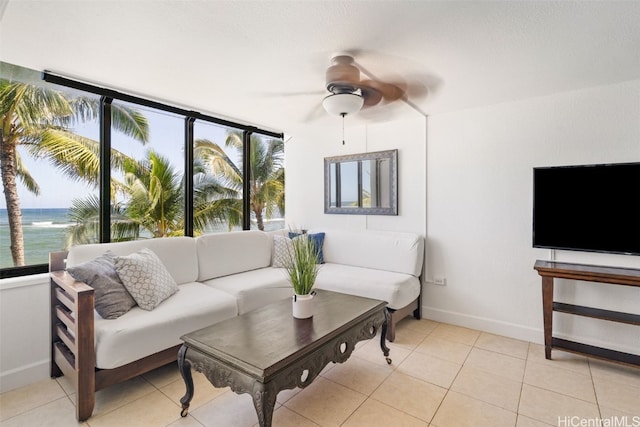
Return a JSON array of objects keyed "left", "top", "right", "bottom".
[{"left": 284, "top": 235, "right": 319, "bottom": 318}]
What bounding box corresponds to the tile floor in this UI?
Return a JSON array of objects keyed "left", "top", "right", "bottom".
[{"left": 1, "top": 318, "right": 639, "bottom": 427}]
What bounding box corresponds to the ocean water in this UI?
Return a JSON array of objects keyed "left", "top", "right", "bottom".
[
  {"left": 0, "top": 208, "right": 73, "bottom": 268},
  {"left": 0, "top": 208, "right": 285, "bottom": 269}
]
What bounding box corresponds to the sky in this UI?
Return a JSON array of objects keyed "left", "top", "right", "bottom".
[{"left": 2, "top": 101, "right": 235, "bottom": 210}]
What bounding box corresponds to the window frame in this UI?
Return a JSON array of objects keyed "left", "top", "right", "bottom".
[{"left": 0, "top": 71, "right": 283, "bottom": 278}]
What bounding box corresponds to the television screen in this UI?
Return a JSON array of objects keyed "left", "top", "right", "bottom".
[{"left": 533, "top": 162, "right": 640, "bottom": 255}]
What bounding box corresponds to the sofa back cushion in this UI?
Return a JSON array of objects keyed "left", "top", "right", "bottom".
[
  {"left": 66, "top": 237, "right": 198, "bottom": 285},
  {"left": 319, "top": 229, "right": 424, "bottom": 277},
  {"left": 196, "top": 230, "right": 272, "bottom": 281}
]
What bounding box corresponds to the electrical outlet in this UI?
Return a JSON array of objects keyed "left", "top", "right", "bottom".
[{"left": 434, "top": 277, "right": 447, "bottom": 286}]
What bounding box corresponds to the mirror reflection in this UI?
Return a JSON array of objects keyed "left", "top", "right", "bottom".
[{"left": 324, "top": 149, "right": 398, "bottom": 215}]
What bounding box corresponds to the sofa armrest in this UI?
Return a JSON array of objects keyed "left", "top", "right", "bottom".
[{"left": 50, "top": 251, "right": 96, "bottom": 421}]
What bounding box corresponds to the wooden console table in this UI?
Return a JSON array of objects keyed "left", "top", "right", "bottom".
[{"left": 533, "top": 260, "right": 640, "bottom": 366}]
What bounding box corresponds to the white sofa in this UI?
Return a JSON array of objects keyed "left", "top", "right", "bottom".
[{"left": 50, "top": 228, "right": 424, "bottom": 421}]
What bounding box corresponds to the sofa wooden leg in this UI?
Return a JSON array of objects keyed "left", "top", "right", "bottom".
[
  {"left": 386, "top": 309, "right": 396, "bottom": 342},
  {"left": 76, "top": 386, "right": 95, "bottom": 422}
]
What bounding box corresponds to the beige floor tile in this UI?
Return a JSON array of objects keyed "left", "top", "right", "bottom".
[
  {"left": 414, "top": 335, "right": 472, "bottom": 364},
  {"left": 592, "top": 375, "right": 640, "bottom": 415},
  {"left": 354, "top": 337, "right": 412, "bottom": 367},
  {"left": 524, "top": 359, "right": 596, "bottom": 403},
  {"left": 429, "top": 324, "right": 480, "bottom": 346},
  {"left": 321, "top": 355, "right": 393, "bottom": 395},
  {"left": 256, "top": 406, "right": 319, "bottom": 427},
  {"left": 370, "top": 372, "right": 446, "bottom": 422},
  {"left": 589, "top": 358, "right": 640, "bottom": 388},
  {"left": 167, "top": 413, "right": 205, "bottom": 426},
  {"left": 86, "top": 375, "right": 156, "bottom": 417},
  {"left": 516, "top": 415, "right": 553, "bottom": 426},
  {"left": 0, "top": 396, "right": 83, "bottom": 427},
  {"left": 276, "top": 386, "right": 303, "bottom": 404},
  {"left": 475, "top": 333, "right": 529, "bottom": 359},
  {"left": 284, "top": 377, "right": 367, "bottom": 427},
  {"left": 518, "top": 384, "right": 599, "bottom": 426},
  {"left": 142, "top": 361, "right": 181, "bottom": 388},
  {"left": 10, "top": 321, "right": 637, "bottom": 427},
  {"left": 527, "top": 344, "right": 590, "bottom": 376},
  {"left": 342, "top": 398, "right": 429, "bottom": 427},
  {"left": 431, "top": 391, "right": 517, "bottom": 427},
  {"left": 190, "top": 390, "right": 259, "bottom": 427},
  {"left": 87, "top": 390, "right": 181, "bottom": 427},
  {"left": 0, "top": 378, "right": 66, "bottom": 421},
  {"left": 396, "top": 351, "right": 462, "bottom": 388},
  {"left": 388, "top": 327, "right": 430, "bottom": 351},
  {"left": 54, "top": 375, "right": 75, "bottom": 396},
  {"left": 599, "top": 405, "right": 640, "bottom": 422},
  {"left": 451, "top": 366, "right": 522, "bottom": 411},
  {"left": 464, "top": 347, "right": 526, "bottom": 382},
  {"left": 396, "top": 318, "right": 440, "bottom": 336},
  {"left": 160, "top": 371, "right": 229, "bottom": 411}
]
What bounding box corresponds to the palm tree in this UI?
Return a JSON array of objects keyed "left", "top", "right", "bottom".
[
  {"left": 195, "top": 132, "right": 284, "bottom": 231},
  {"left": 0, "top": 77, "right": 148, "bottom": 266},
  {"left": 66, "top": 150, "right": 242, "bottom": 242}
]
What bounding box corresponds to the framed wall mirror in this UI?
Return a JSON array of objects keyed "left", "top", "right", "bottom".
[{"left": 324, "top": 149, "right": 398, "bottom": 215}]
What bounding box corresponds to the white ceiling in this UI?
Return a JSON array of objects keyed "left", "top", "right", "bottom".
[{"left": 2, "top": 0, "right": 640, "bottom": 133}]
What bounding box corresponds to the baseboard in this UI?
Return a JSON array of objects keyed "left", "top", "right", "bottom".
[
  {"left": 422, "top": 305, "right": 639, "bottom": 356},
  {"left": 422, "top": 305, "right": 543, "bottom": 345},
  {"left": 0, "top": 359, "right": 50, "bottom": 393}
]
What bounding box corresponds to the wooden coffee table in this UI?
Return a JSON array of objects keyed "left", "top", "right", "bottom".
[{"left": 177, "top": 289, "right": 391, "bottom": 427}]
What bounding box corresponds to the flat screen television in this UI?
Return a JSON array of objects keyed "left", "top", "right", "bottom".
[{"left": 533, "top": 162, "right": 640, "bottom": 256}]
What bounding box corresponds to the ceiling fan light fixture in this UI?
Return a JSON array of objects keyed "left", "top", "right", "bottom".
[{"left": 322, "top": 92, "right": 364, "bottom": 116}]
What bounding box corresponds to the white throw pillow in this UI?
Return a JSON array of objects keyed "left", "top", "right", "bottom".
[
  {"left": 272, "top": 234, "right": 293, "bottom": 268},
  {"left": 114, "top": 248, "right": 179, "bottom": 310}
]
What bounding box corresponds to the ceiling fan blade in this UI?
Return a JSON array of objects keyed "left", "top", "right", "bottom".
[
  {"left": 359, "top": 85, "right": 382, "bottom": 107},
  {"left": 360, "top": 79, "right": 405, "bottom": 102},
  {"left": 300, "top": 102, "right": 326, "bottom": 122}
]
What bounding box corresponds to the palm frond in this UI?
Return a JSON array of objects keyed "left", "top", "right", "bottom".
[
  {"left": 14, "top": 151, "right": 40, "bottom": 195},
  {"left": 111, "top": 103, "right": 150, "bottom": 143}
]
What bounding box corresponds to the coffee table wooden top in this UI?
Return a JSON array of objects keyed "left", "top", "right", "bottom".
[{"left": 180, "top": 289, "right": 386, "bottom": 380}]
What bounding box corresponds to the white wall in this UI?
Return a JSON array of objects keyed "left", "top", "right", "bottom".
[
  {"left": 285, "top": 106, "right": 427, "bottom": 236},
  {"left": 425, "top": 79, "right": 640, "bottom": 352},
  {"left": 0, "top": 274, "right": 51, "bottom": 392}
]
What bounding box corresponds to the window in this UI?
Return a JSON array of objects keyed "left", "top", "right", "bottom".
[
  {"left": 249, "top": 134, "right": 284, "bottom": 231},
  {"left": 0, "top": 63, "right": 100, "bottom": 270},
  {"left": 110, "top": 103, "right": 185, "bottom": 240},
  {"left": 0, "top": 62, "right": 284, "bottom": 278},
  {"left": 193, "top": 121, "right": 243, "bottom": 234}
]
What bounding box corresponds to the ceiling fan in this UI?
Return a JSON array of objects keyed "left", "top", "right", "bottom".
[{"left": 321, "top": 54, "right": 406, "bottom": 117}]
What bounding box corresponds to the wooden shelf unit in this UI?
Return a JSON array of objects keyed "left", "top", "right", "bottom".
[{"left": 533, "top": 260, "right": 640, "bottom": 367}]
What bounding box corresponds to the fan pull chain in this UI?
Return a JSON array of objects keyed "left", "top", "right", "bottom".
[{"left": 341, "top": 113, "right": 346, "bottom": 145}]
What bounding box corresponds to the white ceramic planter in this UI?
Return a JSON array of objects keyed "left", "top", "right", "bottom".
[{"left": 292, "top": 293, "right": 314, "bottom": 319}]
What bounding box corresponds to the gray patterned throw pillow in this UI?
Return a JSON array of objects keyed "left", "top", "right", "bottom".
[{"left": 114, "top": 248, "right": 179, "bottom": 310}]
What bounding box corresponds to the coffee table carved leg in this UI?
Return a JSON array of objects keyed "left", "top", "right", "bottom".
[
  {"left": 380, "top": 309, "right": 392, "bottom": 364},
  {"left": 251, "top": 382, "right": 278, "bottom": 427},
  {"left": 177, "top": 345, "right": 194, "bottom": 417}
]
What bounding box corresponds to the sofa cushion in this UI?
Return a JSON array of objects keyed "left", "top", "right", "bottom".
[
  {"left": 316, "top": 229, "right": 424, "bottom": 276},
  {"left": 67, "top": 237, "right": 199, "bottom": 285},
  {"left": 201, "top": 267, "right": 292, "bottom": 314},
  {"left": 114, "top": 248, "right": 179, "bottom": 310},
  {"left": 94, "top": 282, "right": 238, "bottom": 369},
  {"left": 196, "top": 231, "right": 272, "bottom": 281},
  {"left": 313, "top": 263, "right": 420, "bottom": 310},
  {"left": 66, "top": 251, "right": 137, "bottom": 319}
]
